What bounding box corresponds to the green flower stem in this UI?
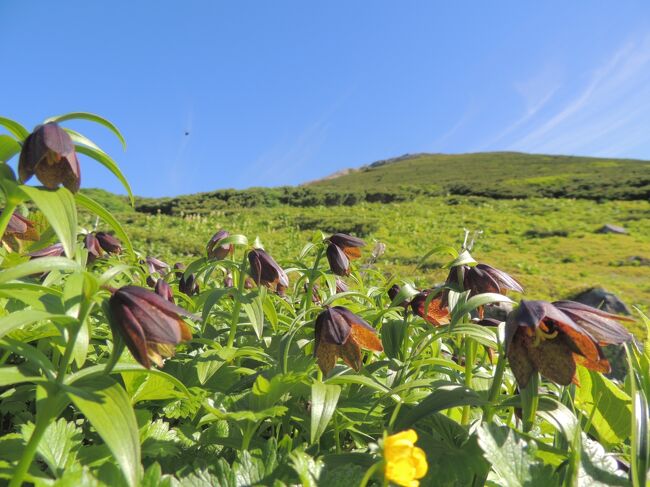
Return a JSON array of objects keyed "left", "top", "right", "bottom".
[
  {"left": 483, "top": 347, "right": 507, "bottom": 423},
  {"left": 461, "top": 338, "right": 477, "bottom": 425},
  {"left": 359, "top": 461, "right": 384, "bottom": 487},
  {"left": 0, "top": 200, "right": 18, "bottom": 242},
  {"left": 9, "top": 393, "right": 62, "bottom": 487},
  {"left": 521, "top": 372, "right": 540, "bottom": 432},
  {"left": 303, "top": 245, "right": 324, "bottom": 312},
  {"left": 226, "top": 252, "right": 248, "bottom": 348}
]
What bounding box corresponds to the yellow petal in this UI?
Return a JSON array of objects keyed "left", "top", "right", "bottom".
[
  {"left": 412, "top": 447, "right": 428, "bottom": 478},
  {"left": 385, "top": 457, "right": 419, "bottom": 487}
]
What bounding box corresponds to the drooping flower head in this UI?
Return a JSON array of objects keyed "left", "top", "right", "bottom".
[
  {"left": 325, "top": 233, "right": 366, "bottom": 276},
  {"left": 84, "top": 233, "right": 103, "bottom": 264},
  {"left": 2, "top": 211, "right": 39, "bottom": 251},
  {"left": 95, "top": 232, "right": 122, "bottom": 254},
  {"left": 108, "top": 286, "right": 193, "bottom": 368},
  {"left": 248, "top": 248, "right": 289, "bottom": 293},
  {"left": 314, "top": 306, "right": 383, "bottom": 375},
  {"left": 383, "top": 429, "right": 428, "bottom": 487},
  {"left": 410, "top": 290, "right": 450, "bottom": 326},
  {"left": 206, "top": 229, "right": 233, "bottom": 260},
  {"left": 505, "top": 300, "right": 632, "bottom": 387},
  {"left": 28, "top": 243, "right": 65, "bottom": 259},
  {"left": 19, "top": 122, "right": 81, "bottom": 192},
  {"left": 154, "top": 278, "right": 175, "bottom": 303}
]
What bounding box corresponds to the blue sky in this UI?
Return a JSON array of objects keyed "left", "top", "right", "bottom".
[{"left": 2, "top": 1, "right": 650, "bottom": 197}]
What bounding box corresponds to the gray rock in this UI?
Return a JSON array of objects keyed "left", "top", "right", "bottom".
[
  {"left": 571, "top": 287, "right": 631, "bottom": 315},
  {"left": 482, "top": 300, "right": 515, "bottom": 322},
  {"left": 597, "top": 224, "right": 628, "bottom": 235}
]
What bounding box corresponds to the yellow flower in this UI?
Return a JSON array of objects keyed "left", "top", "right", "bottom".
[{"left": 384, "top": 429, "right": 428, "bottom": 487}]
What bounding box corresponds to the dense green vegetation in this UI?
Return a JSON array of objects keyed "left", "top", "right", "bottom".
[
  {"left": 127, "top": 152, "right": 650, "bottom": 216},
  {"left": 2, "top": 114, "right": 649, "bottom": 486}
]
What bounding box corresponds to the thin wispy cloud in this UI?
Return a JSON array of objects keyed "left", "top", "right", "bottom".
[{"left": 509, "top": 33, "right": 650, "bottom": 156}]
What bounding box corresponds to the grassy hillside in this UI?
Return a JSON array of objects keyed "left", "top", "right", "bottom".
[
  {"left": 79, "top": 152, "right": 650, "bottom": 324},
  {"left": 310, "top": 151, "right": 650, "bottom": 199}
]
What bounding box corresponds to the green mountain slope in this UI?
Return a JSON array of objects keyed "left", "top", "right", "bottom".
[
  {"left": 89, "top": 152, "right": 650, "bottom": 217},
  {"left": 308, "top": 151, "right": 650, "bottom": 199}
]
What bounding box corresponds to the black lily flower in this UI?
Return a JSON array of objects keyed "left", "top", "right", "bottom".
[
  {"left": 154, "top": 279, "right": 175, "bottom": 303},
  {"left": 335, "top": 279, "right": 349, "bottom": 294},
  {"left": 206, "top": 229, "right": 233, "bottom": 260},
  {"left": 95, "top": 232, "right": 122, "bottom": 254},
  {"left": 326, "top": 243, "right": 350, "bottom": 276},
  {"left": 2, "top": 211, "right": 39, "bottom": 251},
  {"left": 28, "top": 243, "right": 65, "bottom": 259},
  {"left": 248, "top": 248, "right": 289, "bottom": 292},
  {"left": 442, "top": 263, "right": 523, "bottom": 315},
  {"left": 146, "top": 256, "right": 170, "bottom": 275},
  {"left": 84, "top": 233, "right": 103, "bottom": 264},
  {"left": 505, "top": 300, "right": 632, "bottom": 388},
  {"left": 410, "top": 290, "right": 450, "bottom": 326},
  {"left": 325, "top": 233, "right": 366, "bottom": 276},
  {"left": 108, "top": 286, "right": 193, "bottom": 368},
  {"left": 314, "top": 306, "right": 383, "bottom": 375},
  {"left": 19, "top": 122, "right": 81, "bottom": 192},
  {"left": 179, "top": 272, "right": 199, "bottom": 296}
]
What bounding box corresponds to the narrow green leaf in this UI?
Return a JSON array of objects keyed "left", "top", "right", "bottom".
[
  {"left": 67, "top": 376, "right": 140, "bottom": 487},
  {"left": 395, "top": 382, "right": 485, "bottom": 429},
  {"left": 0, "top": 134, "right": 21, "bottom": 162},
  {"left": 44, "top": 112, "right": 126, "bottom": 149},
  {"left": 310, "top": 382, "right": 341, "bottom": 444},
  {"left": 75, "top": 145, "right": 133, "bottom": 205},
  {"left": 451, "top": 293, "right": 513, "bottom": 324},
  {"left": 0, "top": 309, "right": 75, "bottom": 339},
  {"left": 20, "top": 185, "right": 77, "bottom": 258},
  {"left": 0, "top": 365, "right": 41, "bottom": 387},
  {"left": 75, "top": 192, "right": 134, "bottom": 256},
  {"left": 0, "top": 116, "right": 29, "bottom": 140},
  {"left": 0, "top": 256, "right": 79, "bottom": 284}
]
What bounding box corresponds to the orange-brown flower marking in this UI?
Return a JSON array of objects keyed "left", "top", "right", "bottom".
[
  {"left": 314, "top": 306, "right": 383, "bottom": 375},
  {"left": 410, "top": 291, "right": 450, "bottom": 326},
  {"left": 108, "top": 286, "right": 193, "bottom": 368},
  {"left": 248, "top": 248, "right": 289, "bottom": 293},
  {"left": 326, "top": 233, "right": 365, "bottom": 276},
  {"left": 384, "top": 429, "right": 428, "bottom": 487},
  {"left": 2, "top": 212, "right": 39, "bottom": 251},
  {"left": 19, "top": 122, "right": 81, "bottom": 192},
  {"left": 505, "top": 300, "right": 632, "bottom": 387}
]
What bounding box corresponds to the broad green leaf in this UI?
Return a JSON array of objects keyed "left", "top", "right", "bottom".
[
  {"left": 243, "top": 290, "right": 265, "bottom": 339},
  {"left": 395, "top": 382, "right": 485, "bottom": 429},
  {"left": 21, "top": 418, "right": 83, "bottom": 478},
  {"left": 67, "top": 376, "right": 140, "bottom": 487},
  {"left": 0, "top": 256, "right": 79, "bottom": 284},
  {"left": 579, "top": 434, "right": 628, "bottom": 486},
  {"left": 310, "top": 382, "right": 341, "bottom": 444},
  {"left": 75, "top": 145, "right": 133, "bottom": 205},
  {"left": 0, "top": 365, "right": 41, "bottom": 387},
  {"left": 75, "top": 192, "right": 134, "bottom": 255},
  {"left": 0, "top": 116, "right": 29, "bottom": 140},
  {"left": 478, "top": 423, "right": 557, "bottom": 487},
  {"left": 0, "top": 134, "right": 20, "bottom": 162},
  {"left": 574, "top": 367, "right": 631, "bottom": 446},
  {"left": 44, "top": 112, "right": 126, "bottom": 149},
  {"left": 0, "top": 309, "right": 75, "bottom": 339},
  {"left": 20, "top": 185, "right": 77, "bottom": 258}
]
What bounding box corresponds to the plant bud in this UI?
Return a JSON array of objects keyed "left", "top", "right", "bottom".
[{"left": 19, "top": 122, "right": 81, "bottom": 192}]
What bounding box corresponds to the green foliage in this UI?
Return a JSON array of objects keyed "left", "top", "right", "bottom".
[{"left": 0, "top": 113, "right": 646, "bottom": 486}]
